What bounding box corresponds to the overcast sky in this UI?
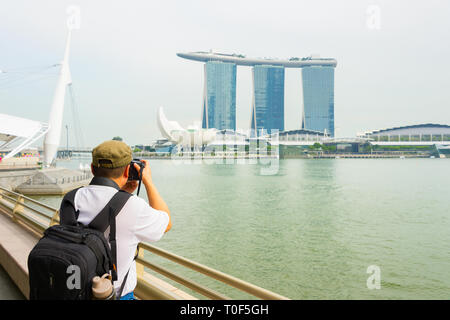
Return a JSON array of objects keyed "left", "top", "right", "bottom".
[{"left": 1, "top": 0, "right": 449, "bottom": 147}]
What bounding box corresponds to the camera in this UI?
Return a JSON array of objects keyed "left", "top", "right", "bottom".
[{"left": 128, "top": 159, "right": 145, "bottom": 181}]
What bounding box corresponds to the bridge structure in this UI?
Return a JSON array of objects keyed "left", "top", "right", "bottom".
[
  {"left": 0, "top": 18, "right": 85, "bottom": 166},
  {"left": 35, "top": 147, "right": 92, "bottom": 159}
]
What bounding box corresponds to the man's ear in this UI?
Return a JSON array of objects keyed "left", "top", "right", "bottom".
[
  {"left": 123, "top": 164, "right": 130, "bottom": 179},
  {"left": 91, "top": 163, "right": 95, "bottom": 175}
]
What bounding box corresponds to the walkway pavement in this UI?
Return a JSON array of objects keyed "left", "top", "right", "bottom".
[{"left": 0, "top": 264, "right": 24, "bottom": 300}]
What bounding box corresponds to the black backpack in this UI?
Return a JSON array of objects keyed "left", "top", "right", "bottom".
[{"left": 28, "top": 184, "right": 132, "bottom": 300}]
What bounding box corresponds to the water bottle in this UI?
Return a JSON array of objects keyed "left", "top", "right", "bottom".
[{"left": 92, "top": 274, "right": 116, "bottom": 300}]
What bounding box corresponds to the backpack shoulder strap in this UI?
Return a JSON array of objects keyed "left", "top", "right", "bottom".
[
  {"left": 88, "top": 190, "right": 132, "bottom": 282},
  {"left": 87, "top": 190, "right": 132, "bottom": 232},
  {"left": 59, "top": 187, "right": 83, "bottom": 226}
]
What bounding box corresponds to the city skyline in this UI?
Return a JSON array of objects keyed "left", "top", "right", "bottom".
[
  {"left": 0, "top": 0, "right": 449, "bottom": 146},
  {"left": 179, "top": 51, "right": 336, "bottom": 136}
]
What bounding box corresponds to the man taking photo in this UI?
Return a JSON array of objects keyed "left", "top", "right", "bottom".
[{"left": 60, "top": 140, "right": 172, "bottom": 300}]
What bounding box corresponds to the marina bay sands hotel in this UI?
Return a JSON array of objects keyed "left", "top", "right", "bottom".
[{"left": 177, "top": 51, "right": 337, "bottom": 136}]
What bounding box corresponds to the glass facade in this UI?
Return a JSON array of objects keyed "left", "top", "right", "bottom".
[
  {"left": 202, "top": 61, "right": 237, "bottom": 130},
  {"left": 302, "top": 66, "right": 335, "bottom": 136},
  {"left": 251, "top": 65, "right": 285, "bottom": 134}
]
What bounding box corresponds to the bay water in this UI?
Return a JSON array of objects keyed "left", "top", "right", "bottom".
[{"left": 33, "top": 158, "right": 450, "bottom": 299}]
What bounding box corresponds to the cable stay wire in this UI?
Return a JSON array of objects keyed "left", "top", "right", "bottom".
[
  {"left": 68, "top": 84, "right": 85, "bottom": 150},
  {"left": 0, "top": 64, "right": 59, "bottom": 74},
  {"left": 0, "top": 64, "right": 59, "bottom": 76},
  {"left": 0, "top": 63, "right": 86, "bottom": 152},
  {"left": 0, "top": 71, "right": 59, "bottom": 84},
  {"left": 0, "top": 73, "right": 58, "bottom": 91},
  {"left": 0, "top": 64, "right": 60, "bottom": 90}
]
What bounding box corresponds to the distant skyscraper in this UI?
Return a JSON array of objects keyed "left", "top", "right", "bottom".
[
  {"left": 251, "top": 65, "right": 285, "bottom": 134},
  {"left": 202, "top": 61, "right": 236, "bottom": 130},
  {"left": 178, "top": 51, "right": 337, "bottom": 135},
  {"left": 302, "top": 66, "right": 335, "bottom": 136}
]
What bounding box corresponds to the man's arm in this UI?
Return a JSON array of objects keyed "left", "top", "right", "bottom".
[{"left": 135, "top": 160, "right": 172, "bottom": 232}]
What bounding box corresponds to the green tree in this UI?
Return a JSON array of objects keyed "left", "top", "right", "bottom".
[{"left": 112, "top": 136, "right": 123, "bottom": 141}]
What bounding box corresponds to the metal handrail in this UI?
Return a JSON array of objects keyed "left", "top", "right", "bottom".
[
  {"left": 1, "top": 193, "right": 55, "bottom": 220},
  {"left": 0, "top": 187, "right": 60, "bottom": 212},
  {"left": 0, "top": 186, "right": 289, "bottom": 300},
  {"left": 139, "top": 242, "right": 289, "bottom": 300},
  {"left": 136, "top": 257, "right": 230, "bottom": 300}
]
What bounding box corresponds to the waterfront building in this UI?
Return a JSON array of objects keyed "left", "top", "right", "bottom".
[
  {"left": 0, "top": 113, "right": 49, "bottom": 160},
  {"left": 157, "top": 106, "right": 217, "bottom": 148},
  {"left": 152, "top": 138, "right": 175, "bottom": 154},
  {"left": 177, "top": 51, "right": 337, "bottom": 135},
  {"left": 358, "top": 123, "right": 450, "bottom": 144},
  {"left": 301, "top": 65, "right": 335, "bottom": 137},
  {"left": 202, "top": 61, "right": 237, "bottom": 131},
  {"left": 251, "top": 65, "right": 285, "bottom": 134},
  {"left": 275, "top": 128, "right": 327, "bottom": 143}
]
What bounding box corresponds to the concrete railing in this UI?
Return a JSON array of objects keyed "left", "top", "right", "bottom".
[
  {"left": 0, "top": 157, "right": 40, "bottom": 170},
  {"left": 0, "top": 186, "right": 289, "bottom": 300}
]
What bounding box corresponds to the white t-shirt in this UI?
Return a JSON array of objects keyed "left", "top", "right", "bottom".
[{"left": 73, "top": 184, "right": 169, "bottom": 296}]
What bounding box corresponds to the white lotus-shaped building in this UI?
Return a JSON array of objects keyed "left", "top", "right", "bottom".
[{"left": 157, "top": 107, "right": 217, "bottom": 147}]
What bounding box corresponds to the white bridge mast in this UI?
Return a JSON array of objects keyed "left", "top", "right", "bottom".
[
  {"left": 43, "top": 6, "right": 80, "bottom": 166},
  {"left": 43, "top": 30, "right": 72, "bottom": 166}
]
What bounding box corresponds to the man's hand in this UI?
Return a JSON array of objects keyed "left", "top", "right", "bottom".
[
  {"left": 121, "top": 180, "right": 138, "bottom": 194},
  {"left": 134, "top": 159, "right": 171, "bottom": 232},
  {"left": 135, "top": 159, "right": 152, "bottom": 186}
]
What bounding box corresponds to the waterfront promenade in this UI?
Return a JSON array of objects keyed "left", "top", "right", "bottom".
[
  {"left": 1, "top": 158, "right": 450, "bottom": 299},
  {"left": 0, "top": 265, "right": 23, "bottom": 299},
  {"left": 0, "top": 185, "right": 288, "bottom": 300}
]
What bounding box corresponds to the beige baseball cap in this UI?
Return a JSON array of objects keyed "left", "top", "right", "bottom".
[{"left": 92, "top": 140, "right": 132, "bottom": 169}]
